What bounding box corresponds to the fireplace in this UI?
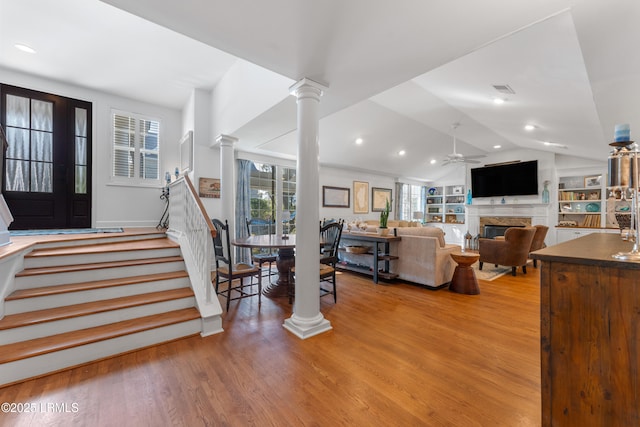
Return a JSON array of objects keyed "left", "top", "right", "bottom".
[
  {"left": 466, "top": 204, "right": 548, "bottom": 241},
  {"left": 479, "top": 216, "right": 531, "bottom": 238},
  {"left": 483, "top": 224, "right": 525, "bottom": 239}
]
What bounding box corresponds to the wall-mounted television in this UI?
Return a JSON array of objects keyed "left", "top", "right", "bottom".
[{"left": 471, "top": 160, "right": 538, "bottom": 198}]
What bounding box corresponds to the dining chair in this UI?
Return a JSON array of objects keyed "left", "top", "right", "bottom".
[
  {"left": 246, "top": 218, "right": 277, "bottom": 278},
  {"left": 319, "top": 220, "right": 343, "bottom": 302},
  {"left": 212, "top": 218, "right": 262, "bottom": 311},
  {"left": 289, "top": 220, "right": 343, "bottom": 304}
]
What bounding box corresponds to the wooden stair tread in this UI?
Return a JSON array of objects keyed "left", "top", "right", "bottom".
[
  {"left": 0, "top": 288, "right": 194, "bottom": 331},
  {"left": 26, "top": 237, "right": 179, "bottom": 258},
  {"left": 15, "top": 256, "right": 184, "bottom": 277},
  {"left": 6, "top": 271, "right": 189, "bottom": 301},
  {"left": 0, "top": 308, "right": 200, "bottom": 364}
]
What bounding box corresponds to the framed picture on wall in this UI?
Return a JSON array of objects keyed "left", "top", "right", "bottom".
[
  {"left": 322, "top": 186, "right": 350, "bottom": 208},
  {"left": 371, "top": 187, "right": 392, "bottom": 212},
  {"left": 353, "top": 181, "right": 369, "bottom": 214},
  {"left": 584, "top": 175, "right": 602, "bottom": 188},
  {"left": 199, "top": 177, "right": 220, "bottom": 198}
]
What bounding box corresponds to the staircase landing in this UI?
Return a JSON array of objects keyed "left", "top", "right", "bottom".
[{"left": 0, "top": 228, "right": 165, "bottom": 261}]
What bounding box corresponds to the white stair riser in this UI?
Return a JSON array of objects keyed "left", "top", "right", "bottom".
[
  {"left": 24, "top": 247, "right": 181, "bottom": 269},
  {"left": 31, "top": 234, "right": 168, "bottom": 250},
  {"left": 0, "top": 319, "right": 201, "bottom": 387},
  {"left": 5, "top": 277, "right": 191, "bottom": 315},
  {"left": 0, "top": 297, "right": 195, "bottom": 345},
  {"left": 15, "top": 261, "right": 186, "bottom": 289}
]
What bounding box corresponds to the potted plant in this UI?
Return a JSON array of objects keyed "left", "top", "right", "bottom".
[{"left": 377, "top": 199, "right": 390, "bottom": 236}]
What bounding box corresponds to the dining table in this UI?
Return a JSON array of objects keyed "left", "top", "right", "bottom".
[{"left": 232, "top": 234, "right": 296, "bottom": 298}]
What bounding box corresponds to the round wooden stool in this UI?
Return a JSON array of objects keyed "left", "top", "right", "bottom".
[{"left": 449, "top": 251, "right": 480, "bottom": 295}]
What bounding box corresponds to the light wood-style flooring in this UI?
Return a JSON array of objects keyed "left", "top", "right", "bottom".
[{"left": 0, "top": 267, "right": 541, "bottom": 426}]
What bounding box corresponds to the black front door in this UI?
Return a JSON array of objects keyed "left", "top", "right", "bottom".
[{"left": 1, "top": 84, "right": 92, "bottom": 229}]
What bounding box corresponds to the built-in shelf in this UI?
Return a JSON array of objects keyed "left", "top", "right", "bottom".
[
  {"left": 426, "top": 185, "right": 465, "bottom": 224},
  {"left": 558, "top": 175, "right": 603, "bottom": 229}
]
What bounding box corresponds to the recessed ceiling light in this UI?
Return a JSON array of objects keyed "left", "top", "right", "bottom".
[
  {"left": 524, "top": 124, "right": 536, "bottom": 131},
  {"left": 398, "top": 150, "right": 406, "bottom": 156},
  {"left": 14, "top": 43, "right": 36, "bottom": 54},
  {"left": 430, "top": 159, "right": 437, "bottom": 165},
  {"left": 355, "top": 138, "right": 363, "bottom": 145},
  {"left": 493, "top": 145, "right": 502, "bottom": 149},
  {"left": 493, "top": 98, "right": 506, "bottom": 105}
]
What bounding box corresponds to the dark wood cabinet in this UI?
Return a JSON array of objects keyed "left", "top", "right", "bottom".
[{"left": 532, "top": 233, "right": 640, "bottom": 427}]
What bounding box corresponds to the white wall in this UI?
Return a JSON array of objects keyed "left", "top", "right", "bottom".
[
  {"left": 182, "top": 88, "right": 222, "bottom": 221},
  {"left": 319, "top": 166, "right": 397, "bottom": 223},
  {"left": 210, "top": 59, "right": 294, "bottom": 138},
  {"left": 195, "top": 145, "right": 222, "bottom": 221},
  {"left": 1, "top": 66, "right": 182, "bottom": 228}
]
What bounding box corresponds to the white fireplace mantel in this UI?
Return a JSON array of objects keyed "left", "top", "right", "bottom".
[{"left": 466, "top": 203, "right": 551, "bottom": 235}]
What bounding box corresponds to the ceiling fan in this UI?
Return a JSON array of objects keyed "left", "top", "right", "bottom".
[{"left": 442, "top": 123, "right": 486, "bottom": 165}]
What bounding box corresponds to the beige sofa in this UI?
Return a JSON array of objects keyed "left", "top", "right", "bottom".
[{"left": 340, "top": 225, "right": 458, "bottom": 289}]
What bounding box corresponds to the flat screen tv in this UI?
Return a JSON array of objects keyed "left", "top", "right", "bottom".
[{"left": 471, "top": 160, "right": 538, "bottom": 198}]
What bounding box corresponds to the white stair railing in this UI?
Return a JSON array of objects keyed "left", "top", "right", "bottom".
[{"left": 167, "top": 176, "right": 222, "bottom": 336}]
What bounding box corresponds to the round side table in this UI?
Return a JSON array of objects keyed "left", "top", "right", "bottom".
[{"left": 449, "top": 251, "right": 480, "bottom": 294}]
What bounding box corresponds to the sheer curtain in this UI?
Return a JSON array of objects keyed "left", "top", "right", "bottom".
[
  {"left": 395, "top": 182, "right": 403, "bottom": 221},
  {"left": 235, "top": 159, "right": 252, "bottom": 263}
]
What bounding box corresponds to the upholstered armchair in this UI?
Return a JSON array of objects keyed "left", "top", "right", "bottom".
[
  {"left": 529, "top": 225, "right": 549, "bottom": 267},
  {"left": 478, "top": 227, "right": 536, "bottom": 276}
]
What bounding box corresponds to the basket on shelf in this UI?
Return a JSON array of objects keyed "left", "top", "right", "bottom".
[{"left": 345, "top": 245, "right": 370, "bottom": 254}]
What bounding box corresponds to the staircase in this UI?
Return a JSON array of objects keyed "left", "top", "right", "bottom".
[{"left": 0, "top": 231, "right": 203, "bottom": 386}]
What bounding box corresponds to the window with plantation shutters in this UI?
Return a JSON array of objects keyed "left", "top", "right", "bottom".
[{"left": 112, "top": 110, "right": 160, "bottom": 184}]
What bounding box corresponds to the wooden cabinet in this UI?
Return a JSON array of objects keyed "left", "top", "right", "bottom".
[
  {"left": 555, "top": 227, "right": 600, "bottom": 244},
  {"left": 532, "top": 233, "right": 640, "bottom": 426},
  {"left": 556, "top": 227, "right": 617, "bottom": 244}
]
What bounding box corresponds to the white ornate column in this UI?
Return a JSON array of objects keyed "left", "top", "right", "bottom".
[
  {"left": 216, "top": 134, "right": 237, "bottom": 235},
  {"left": 283, "top": 78, "right": 332, "bottom": 339}
]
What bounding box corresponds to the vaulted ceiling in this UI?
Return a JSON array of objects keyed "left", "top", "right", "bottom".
[{"left": 2, "top": 0, "right": 639, "bottom": 181}]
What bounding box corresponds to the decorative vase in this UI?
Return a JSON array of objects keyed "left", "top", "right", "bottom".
[
  {"left": 466, "top": 189, "right": 472, "bottom": 205},
  {"left": 377, "top": 227, "right": 389, "bottom": 236},
  {"left": 542, "top": 181, "right": 550, "bottom": 204}
]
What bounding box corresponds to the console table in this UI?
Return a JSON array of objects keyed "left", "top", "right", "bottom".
[
  {"left": 338, "top": 231, "right": 400, "bottom": 283},
  {"left": 531, "top": 233, "right": 640, "bottom": 427}
]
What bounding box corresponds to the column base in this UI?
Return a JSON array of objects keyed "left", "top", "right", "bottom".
[{"left": 283, "top": 312, "right": 332, "bottom": 339}]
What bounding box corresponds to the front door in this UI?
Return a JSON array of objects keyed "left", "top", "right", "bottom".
[{"left": 1, "top": 84, "right": 92, "bottom": 229}]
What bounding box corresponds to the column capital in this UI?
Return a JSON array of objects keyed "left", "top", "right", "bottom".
[
  {"left": 213, "top": 134, "right": 238, "bottom": 148},
  {"left": 289, "top": 78, "right": 328, "bottom": 100}
]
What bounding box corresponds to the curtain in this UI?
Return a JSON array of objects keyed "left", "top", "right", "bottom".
[
  {"left": 420, "top": 186, "right": 427, "bottom": 222},
  {"left": 395, "top": 182, "right": 403, "bottom": 221},
  {"left": 235, "top": 159, "right": 252, "bottom": 263}
]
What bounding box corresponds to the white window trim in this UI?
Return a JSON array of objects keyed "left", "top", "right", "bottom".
[{"left": 109, "top": 109, "right": 162, "bottom": 187}]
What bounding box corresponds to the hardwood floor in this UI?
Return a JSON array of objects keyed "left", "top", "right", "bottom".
[{"left": 0, "top": 268, "right": 541, "bottom": 426}]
